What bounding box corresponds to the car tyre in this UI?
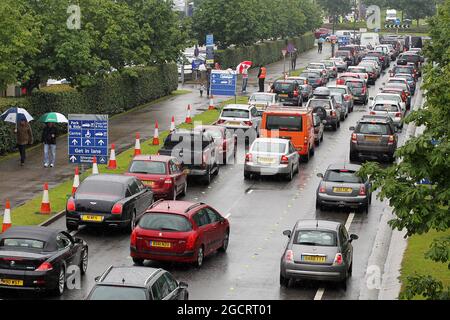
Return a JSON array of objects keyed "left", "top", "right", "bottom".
[
  {"left": 280, "top": 273, "right": 290, "bottom": 287},
  {"left": 66, "top": 223, "right": 78, "bottom": 232},
  {"left": 132, "top": 258, "right": 144, "bottom": 266},
  {"left": 310, "top": 146, "right": 315, "bottom": 157},
  {"left": 348, "top": 263, "right": 353, "bottom": 277},
  {"left": 79, "top": 248, "right": 88, "bottom": 275},
  {"left": 349, "top": 152, "right": 358, "bottom": 163},
  {"left": 213, "top": 163, "right": 220, "bottom": 176},
  {"left": 286, "top": 166, "right": 294, "bottom": 181},
  {"left": 218, "top": 230, "right": 229, "bottom": 252},
  {"left": 195, "top": 246, "right": 204, "bottom": 268},
  {"left": 244, "top": 171, "right": 251, "bottom": 180},
  {"left": 52, "top": 267, "right": 66, "bottom": 297},
  {"left": 316, "top": 201, "right": 322, "bottom": 211},
  {"left": 203, "top": 169, "right": 212, "bottom": 185},
  {"left": 180, "top": 181, "right": 188, "bottom": 197}
]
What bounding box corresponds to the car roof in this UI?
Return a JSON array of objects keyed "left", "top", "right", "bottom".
[
  {"left": 132, "top": 155, "right": 174, "bottom": 162},
  {"left": 373, "top": 100, "right": 400, "bottom": 105},
  {"left": 252, "top": 137, "right": 289, "bottom": 144},
  {"left": 223, "top": 104, "right": 252, "bottom": 110},
  {"left": 83, "top": 174, "right": 135, "bottom": 184},
  {"left": 0, "top": 226, "right": 64, "bottom": 251},
  {"left": 146, "top": 200, "right": 206, "bottom": 217},
  {"left": 250, "top": 92, "right": 276, "bottom": 96},
  {"left": 194, "top": 125, "right": 225, "bottom": 132},
  {"left": 360, "top": 115, "right": 393, "bottom": 123},
  {"left": 264, "top": 106, "right": 310, "bottom": 114},
  {"left": 327, "top": 162, "right": 361, "bottom": 171},
  {"left": 99, "top": 266, "right": 162, "bottom": 287},
  {"left": 327, "top": 85, "right": 348, "bottom": 90},
  {"left": 295, "top": 220, "right": 341, "bottom": 231}
]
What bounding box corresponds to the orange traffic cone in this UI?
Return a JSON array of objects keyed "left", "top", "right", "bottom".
[
  {"left": 170, "top": 116, "right": 175, "bottom": 132},
  {"left": 134, "top": 133, "right": 141, "bottom": 156},
  {"left": 2, "top": 200, "right": 11, "bottom": 232},
  {"left": 153, "top": 121, "right": 160, "bottom": 145},
  {"left": 108, "top": 144, "right": 117, "bottom": 169},
  {"left": 72, "top": 167, "right": 80, "bottom": 196},
  {"left": 185, "top": 104, "right": 192, "bottom": 124},
  {"left": 92, "top": 156, "right": 99, "bottom": 174},
  {"left": 208, "top": 97, "right": 215, "bottom": 110},
  {"left": 40, "top": 183, "right": 51, "bottom": 214}
]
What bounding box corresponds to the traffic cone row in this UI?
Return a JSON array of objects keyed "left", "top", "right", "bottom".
[
  {"left": 153, "top": 121, "right": 160, "bottom": 145},
  {"left": 40, "top": 183, "right": 51, "bottom": 214},
  {"left": 72, "top": 167, "right": 80, "bottom": 195},
  {"left": 185, "top": 104, "right": 192, "bottom": 124},
  {"left": 134, "top": 133, "right": 141, "bottom": 156},
  {"left": 92, "top": 156, "right": 99, "bottom": 174},
  {"left": 2, "top": 200, "right": 11, "bottom": 232},
  {"left": 108, "top": 144, "right": 117, "bottom": 169}
]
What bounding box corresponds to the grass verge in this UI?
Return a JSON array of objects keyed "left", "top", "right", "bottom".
[
  {"left": 5, "top": 95, "right": 249, "bottom": 227},
  {"left": 399, "top": 228, "right": 450, "bottom": 299}
]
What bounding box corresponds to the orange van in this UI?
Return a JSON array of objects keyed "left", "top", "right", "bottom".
[{"left": 260, "top": 106, "right": 315, "bottom": 162}]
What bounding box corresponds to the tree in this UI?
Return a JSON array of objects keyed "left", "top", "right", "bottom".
[
  {"left": 317, "top": 0, "right": 352, "bottom": 18},
  {"left": 0, "top": 0, "right": 39, "bottom": 91},
  {"left": 403, "top": 0, "right": 437, "bottom": 26},
  {"left": 358, "top": 0, "right": 450, "bottom": 300}
]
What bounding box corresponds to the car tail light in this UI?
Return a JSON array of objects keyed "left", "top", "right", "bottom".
[
  {"left": 388, "top": 135, "right": 395, "bottom": 145},
  {"left": 285, "top": 250, "right": 294, "bottom": 263},
  {"left": 67, "top": 199, "right": 75, "bottom": 212},
  {"left": 362, "top": 87, "right": 367, "bottom": 94},
  {"left": 245, "top": 153, "right": 252, "bottom": 162},
  {"left": 351, "top": 133, "right": 357, "bottom": 143},
  {"left": 316, "top": 79, "right": 321, "bottom": 84},
  {"left": 319, "top": 185, "right": 326, "bottom": 193},
  {"left": 280, "top": 155, "right": 289, "bottom": 164},
  {"left": 322, "top": 70, "right": 326, "bottom": 75},
  {"left": 243, "top": 121, "right": 253, "bottom": 126},
  {"left": 395, "top": 112, "right": 401, "bottom": 117},
  {"left": 186, "top": 233, "right": 197, "bottom": 250},
  {"left": 370, "top": 111, "right": 376, "bottom": 115},
  {"left": 111, "top": 202, "right": 123, "bottom": 215},
  {"left": 164, "top": 178, "right": 173, "bottom": 185},
  {"left": 331, "top": 111, "right": 336, "bottom": 117},
  {"left": 333, "top": 253, "right": 343, "bottom": 265},
  {"left": 293, "top": 90, "right": 299, "bottom": 97},
  {"left": 359, "top": 185, "right": 366, "bottom": 196},
  {"left": 36, "top": 262, "right": 53, "bottom": 272},
  {"left": 130, "top": 229, "right": 137, "bottom": 248},
  {"left": 217, "top": 119, "right": 225, "bottom": 124},
  {"left": 333, "top": 67, "right": 337, "bottom": 71},
  {"left": 222, "top": 140, "right": 227, "bottom": 151}
]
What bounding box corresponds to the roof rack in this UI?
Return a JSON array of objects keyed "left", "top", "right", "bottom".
[
  {"left": 184, "top": 202, "right": 205, "bottom": 213},
  {"left": 147, "top": 199, "right": 165, "bottom": 211},
  {"left": 144, "top": 269, "right": 162, "bottom": 285},
  {"left": 99, "top": 265, "right": 114, "bottom": 282}
]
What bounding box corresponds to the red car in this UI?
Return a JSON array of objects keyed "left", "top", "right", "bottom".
[
  {"left": 336, "top": 72, "right": 360, "bottom": 85},
  {"left": 125, "top": 155, "right": 187, "bottom": 200},
  {"left": 314, "top": 28, "right": 331, "bottom": 39},
  {"left": 130, "top": 200, "right": 230, "bottom": 267}
]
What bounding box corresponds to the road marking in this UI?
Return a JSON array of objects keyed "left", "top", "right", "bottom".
[
  {"left": 247, "top": 189, "right": 253, "bottom": 194},
  {"left": 314, "top": 288, "right": 325, "bottom": 300}
]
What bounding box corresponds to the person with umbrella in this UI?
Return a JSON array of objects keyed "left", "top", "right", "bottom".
[
  {"left": 16, "top": 118, "right": 33, "bottom": 166},
  {"left": 38, "top": 112, "right": 68, "bottom": 168}
]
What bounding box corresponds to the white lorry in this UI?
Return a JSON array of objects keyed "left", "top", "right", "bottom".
[{"left": 386, "top": 9, "right": 397, "bottom": 23}]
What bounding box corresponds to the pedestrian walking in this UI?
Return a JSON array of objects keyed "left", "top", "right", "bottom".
[
  {"left": 15, "top": 119, "right": 33, "bottom": 166},
  {"left": 42, "top": 122, "right": 57, "bottom": 167},
  {"left": 291, "top": 48, "right": 298, "bottom": 71},
  {"left": 257, "top": 65, "right": 267, "bottom": 92},
  {"left": 199, "top": 82, "right": 206, "bottom": 97},
  {"left": 242, "top": 66, "right": 249, "bottom": 93},
  {"left": 318, "top": 37, "right": 324, "bottom": 53}
]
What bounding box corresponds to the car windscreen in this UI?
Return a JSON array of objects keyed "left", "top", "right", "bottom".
[
  {"left": 308, "top": 99, "right": 331, "bottom": 109},
  {"left": 402, "top": 55, "right": 420, "bottom": 62},
  {"left": 346, "top": 81, "right": 364, "bottom": 88},
  {"left": 394, "top": 67, "right": 413, "bottom": 74},
  {"left": 139, "top": 213, "right": 192, "bottom": 232},
  {"left": 328, "top": 87, "right": 346, "bottom": 95},
  {"left": 358, "top": 123, "right": 390, "bottom": 135},
  {"left": 335, "top": 52, "right": 349, "bottom": 57},
  {"left": 163, "top": 134, "right": 210, "bottom": 149},
  {"left": 350, "top": 68, "right": 366, "bottom": 73},
  {"left": 265, "top": 115, "right": 302, "bottom": 131},
  {"left": 89, "top": 286, "right": 147, "bottom": 300},
  {"left": 221, "top": 109, "right": 250, "bottom": 119},
  {"left": 373, "top": 104, "right": 399, "bottom": 112},
  {"left": 294, "top": 230, "right": 337, "bottom": 247},
  {"left": 325, "top": 169, "right": 362, "bottom": 183},
  {"left": 396, "top": 75, "right": 413, "bottom": 81},
  {"left": 0, "top": 238, "right": 45, "bottom": 250},
  {"left": 250, "top": 95, "right": 273, "bottom": 102},
  {"left": 386, "top": 83, "right": 407, "bottom": 91},
  {"left": 129, "top": 161, "right": 166, "bottom": 175},
  {"left": 322, "top": 61, "right": 333, "bottom": 67},
  {"left": 77, "top": 181, "right": 125, "bottom": 197},
  {"left": 251, "top": 141, "right": 286, "bottom": 153},
  {"left": 274, "top": 82, "right": 294, "bottom": 91}
]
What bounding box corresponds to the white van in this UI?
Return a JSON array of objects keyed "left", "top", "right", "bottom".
[
  {"left": 386, "top": 9, "right": 397, "bottom": 23},
  {"left": 360, "top": 32, "right": 380, "bottom": 48}
]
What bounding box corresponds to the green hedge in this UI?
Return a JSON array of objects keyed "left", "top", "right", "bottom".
[
  {"left": 215, "top": 32, "right": 315, "bottom": 69},
  {"left": 0, "top": 64, "right": 177, "bottom": 155}
]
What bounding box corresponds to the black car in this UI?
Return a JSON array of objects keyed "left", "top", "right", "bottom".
[
  {"left": 396, "top": 53, "right": 423, "bottom": 76},
  {"left": 0, "top": 226, "right": 88, "bottom": 296},
  {"left": 87, "top": 266, "right": 189, "bottom": 300},
  {"left": 66, "top": 174, "right": 154, "bottom": 232},
  {"left": 345, "top": 79, "right": 368, "bottom": 105},
  {"left": 272, "top": 80, "right": 303, "bottom": 106}
]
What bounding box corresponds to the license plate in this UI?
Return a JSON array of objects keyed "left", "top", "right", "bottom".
[
  {"left": 302, "top": 255, "right": 326, "bottom": 263},
  {"left": 227, "top": 121, "right": 241, "bottom": 126},
  {"left": 142, "top": 180, "right": 154, "bottom": 187},
  {"left": 149, "top": 241, "right": 171, "bottom": 248},
  {"left": 257, "top": 157, "right": 276, "bottom": 164},
  {"left": 279, "top": 94, "right": 288, "bottom": 97},
  {"left": 81, "top": 215, "right": 104, "bottom": 222},
  {"left": 365, "top": 135, "right": 381, "bottom": 142},
  {"left": 0, "top": 279, "right": 23, "bottom": 286},
  {"left": 333, "top": 187, "right": 353, "bottom": 193}
]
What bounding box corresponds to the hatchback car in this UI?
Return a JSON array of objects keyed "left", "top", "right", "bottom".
[
  {"left": 306, "top": 92, "right": 340, "bottom": 131},
  {"left": 316, "top": 163, "right": 372, "bottom": 213},
  {"left": 394, "top": 73, "right": 416, "bottom": 95},
  {"left": 125, "top": 155, "right": 187, "bottom": 201},
  {"left": 280, "top": 220, "right": 358, "bottom": 289},
  {"left": 306, "top": 63, "right": 329, "bottom": 79},
  {"left": 248, "top": 92, "right": 279, "bottom": 116},
  {"left": 271, "top": 80, "right": 303, "bottom": 106},
  {"left": 321, "top": 60, "right": 338, "bottom": 78},
  {"left": 130, "top": 201, "right": 230, "bottom": 268},
  {"left": 313, "top": 113, "right": 325, "bottom": 146},
  {"left": 244, "top": 138, "right": 300, "bottom": 180},
  {"left": 299, "top": 71, "right": 327, "bottom": 88},
  {"left": 383, "top": 83, "right": 411, "bottom": 109},
  {"left": 329, "top": 57, "right": 348, "bottom": 72},
  {"left": 370, "top": 102, "right": 404, "bottom": 129},
  {"left": 331, "top": 93, "right": 347, "bottom": 121},
  {"left": 370, "top": 92, "right": 406, "bottom": 114},
  {"left": 345, "top": 79, "right": 368, "bottom": 105},
  {"left": 335, "top": 50, "right": 354, "bottom": 66},
  {"left": 216, "top": 104, "right": 261, "bottom": 133},
  {"left": 349, "top": 115, "right": 398, "bottom": 163},
  {"left": 87, "top": 266, "right": 188, "bottom": 300},
  {"left": 327, "top": 85, "right": 354, "bottom": 113},
  {"left": 286, "top": 77, "right": 313, "bottom": 101}
]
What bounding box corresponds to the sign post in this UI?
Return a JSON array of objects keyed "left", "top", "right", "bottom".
[
  {"left": 210, "top": 70, "right": 237, "bottom": 102},
  {"left": 206, "top": 34, "right": 214, "bottom": 66},
  {"left": 68, "top": 114, "right": 109, "bottom": 165},
  {"left": 281, "top": 49, "right": 287, "bottom": 77}
]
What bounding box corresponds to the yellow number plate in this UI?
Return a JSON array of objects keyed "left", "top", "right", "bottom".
[
  {"left": 279, "top": 94, "right": 288, "bottom": 97},
  {"left": 0, "top": 279, "right": 24, "bottom": 286},
  {"left": 81, "top": 215, "right": 104, "bottom": 222},
  {"left": 333, "top": 187, "right": 353, "bottom": 193},
  {"left": 149, "top": 241, "right": 171, "bottom": 248},
  {"left": 302, "top": 255, "right": 326, "bottom": 263},
  {"left": 227, "top": 121, "right": 241, "bottom": 126},
  {"left": 142, "top": 180, "right": 154, "bottom": 187},
  {"left": 258, "top": 157, "right": 276, "bottom": 164},
  {"left": 365, "top": 135, "right": 381, "bottom": 142}
]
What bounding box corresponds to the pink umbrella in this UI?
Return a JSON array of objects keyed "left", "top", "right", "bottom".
[{"left": 236, "top": 61, "right": 252, "bottom": 74}]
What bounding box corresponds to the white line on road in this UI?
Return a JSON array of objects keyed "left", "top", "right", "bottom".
[{"left": 314, "top": 288, "right": 325, "bottom": 300}]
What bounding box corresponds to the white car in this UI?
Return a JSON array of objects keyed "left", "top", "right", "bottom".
[
  {"left": 369, "top": 100, "right": 404, "bottom": 128},
  {"left": 370, "top": 93, "right": 406, "bottom": 114},
  {"left": 306, "top": 63, "right": 329, "bottom": 79},
  {"left": 216, "top": 104, "right": 261, "bottom": 133},
  {"left": 248, "top": 92, "right": 279, "bottom": 116},
  {"left": 329, "top": 57, "right": 348, "bottom": 72},
  {"left": 321, "top": 60, "right": 338, "bottom": 78}
]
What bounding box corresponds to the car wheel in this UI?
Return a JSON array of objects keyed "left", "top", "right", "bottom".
[
  {"left": 286, "top": 166, "right": 294, "bottom": 181},
  {"left": 79, "top": 248, "right": 88, "bottom": 275},
  {"left": 244, "top": 171, "right": 251, "bottom": 180},
  {"left": 337, "top": 121, "right": 341, "bottom": 128},
  {"left": 315, "top": 138, "right": 320, "bottom": 147},
  {"left": 172, "top": 187, "right": 177, "bottom": 200},
  {"left": 195, "top": 246, "right": 204, "bottom": 268},
  {"left": 310, "top": 146, "right": 315, "bottom": 157},
  {"left": 349, "top": 152, "right": 358, "bottom": 163},
  {"left": 316, "top": 201, "right": 322, "bottom": 211},
  {"left": 203, "top": 170, "right": 212, "bottom": 185},
  {"left": 213, "top": 163, "right": 220, "bottom": 176},
  {"left": 280, "top": 273, "right": 290, "bottom": 287},
  {"left": 180, "top": 181, "right": 188, "bottom": 197},
  {"left": 348, "top": 263, "right": 353, "bottom": 277},
  {"left": 130, "top": 212, "right": 137, "bottom": 232},
  {"left": 66, "top": 222, "right": 78, "bottom": 232},
  {"left": 132, "top": 258, "right": 144, "bottom": 266},
  {"left": 294, "top": 162, "right": 299, "bottom": 174},
  {"left": 218, "top": 230, "right": 229, "bottom": 252},
  {"left": 52, "top": 267, "right": 65, "bottom": 297}
]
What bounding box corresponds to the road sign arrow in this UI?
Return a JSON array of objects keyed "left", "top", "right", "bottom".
[
  {"left": 72, "top": 139, "right": 78, "bottom": 145},
  {"left": 70, "top": 155, "right": 77, "bottom": 163},
  {"left": 99, "top": 157, "right": 106, "bottom": 163},
  {"left": 98, "top": 140, "right": 105, "bottom": 146},
  {"left": 85, "top": 140, "right": 92, "bottom": 146}
]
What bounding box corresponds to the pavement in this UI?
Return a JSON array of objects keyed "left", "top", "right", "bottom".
[
  {"left": 0, "top": 43, "right": 329, "bottom": 210},
  {"left": 0, "top": 45, "right": 426, "bottom": 300}
]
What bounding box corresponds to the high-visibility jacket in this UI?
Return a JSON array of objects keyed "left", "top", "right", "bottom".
[{"left": 259, "top": 67, "right": 267, "bottom": 79}]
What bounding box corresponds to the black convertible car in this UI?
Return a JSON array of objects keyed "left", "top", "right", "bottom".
[
  {"left": 66, "top": 174, "right": 154, "bottom": 232},
  {"left": 0, "top": 226, "right": 88, "bottom": 296}
]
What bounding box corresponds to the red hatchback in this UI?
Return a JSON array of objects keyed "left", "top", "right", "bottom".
[
  {"left": 125, "top": 155, "right": 187, "bottom": 200},
  {"left": 130, "top": 200, "right": 230, "bottom": 267}
]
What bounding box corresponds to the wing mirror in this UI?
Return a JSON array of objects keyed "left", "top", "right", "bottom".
[
  {"left": 349, "top": 126, "right": 355, "bottom": 131},
  {"left": 179, "top": 281, "right": 189, "bottom": 289},
  {"left": 94, "top": 276, "right": 101, "bottom": 282},
  {"left": 369, "top": 97, "right": 374, "bottom": 100},
  {"left": 349, "top": 234, "right": 359, "bottom": 243},
  {"left": 283, "top": 230, "right": 291, "bottom": 238},
  {"left": 316, "top": 173, "right": 324, "bottom": 178}
]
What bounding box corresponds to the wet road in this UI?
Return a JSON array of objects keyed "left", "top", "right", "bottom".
[{"left": 1, "top": 45, "right": 424, "bottom": 300}]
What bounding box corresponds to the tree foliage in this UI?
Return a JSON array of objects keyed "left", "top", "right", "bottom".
[
  {"left": 358, "top": 0, "right": 450, "bottom": 300},
  {"left": 317, "top": 0, "right": 352, "bottom": 18}
]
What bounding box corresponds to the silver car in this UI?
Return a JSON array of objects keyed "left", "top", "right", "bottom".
[
  {"left": 370, "top": 101, "right": 404, "bottom": 129},
  {"left": 244, "top": 138, "right": 299, "bottom": 181},
  {"left": 280, "top": 220, "right": 358, "bottom": 290},
  {"left": 315, "top": 163, "right": 372, "bottom": 213}
]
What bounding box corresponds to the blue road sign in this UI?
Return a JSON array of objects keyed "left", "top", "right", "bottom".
[
  {"left": 206, "top": 34, "right": 214, "bottom": 46},
  {"left": 68, "top": 114, "right": 108, "bottom": 164},
  {"left": 395, "top": 18, "right": 401, "bottom": 25},
  {"left": 210, "top": 70, "right": 237, "bottom": 96},
  {"left": 192, "top": 59, "right": 204, "bottom": 70},
  {"left": 338, "top": 36, "right": 350, "bottom": 45}
]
